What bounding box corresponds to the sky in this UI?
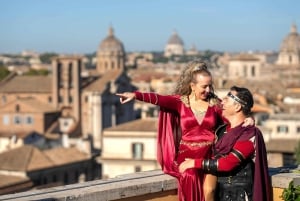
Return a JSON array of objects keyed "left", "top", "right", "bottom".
[{"left": 1, "top": 0, "right": 300, "bottom": 54}]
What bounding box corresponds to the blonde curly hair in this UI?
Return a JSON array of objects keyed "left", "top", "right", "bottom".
[{"left": 174, "top": 60, "right": 217, "bottom": 101}]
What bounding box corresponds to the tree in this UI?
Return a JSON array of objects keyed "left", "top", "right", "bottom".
[
  {"left": 0, "top": 66, "right": 10, "bottom": 80},
  {"left": 39, "top": 52, "right": 58, "bottom": 64},
  {"left": 281, "top": 181, "right": 300, "bottom": 201},
  {"left": 24, "top": 69, "right": 49, "bottom": 76}
]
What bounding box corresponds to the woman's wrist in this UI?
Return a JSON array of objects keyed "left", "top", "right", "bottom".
[{"left": 134, "top": 91, "right": 141, "bottom": 101}]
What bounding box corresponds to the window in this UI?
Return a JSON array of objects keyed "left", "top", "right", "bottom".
[
  {"left": 111, "top": 61, "right": 115, "bottom": 69},
  {"left": 13, "top": 116, "right": 22, "bottom": 124},
  {"left": 15, "top": 104, "right": 20, "bottom": 112},
  {"left": 283, "top": 153, "right": 295, "bottom": 166},
  {"left": 243, "top": 65, "right": 247, "bottom": 76},
  {"left": 52, "top": 175, "right": 57, "bottom": 183},
  {"left": 59, "top": 96, "right": 63, "bottom": 103},
  {"left": 43, "top": 177, "right": 48, "bottom": 184},
  {"left": 75, "top": 170, "right": 79, "bottom": 182},
  {"left": 84, "top": 168, "right": 88, "bottom": 180},
  {"left": 3, "top": 115, "right": 9, "bottom": 125},
  {"left": 69, "top": 63, "right": 73, "bottom": 87},
  {"left": 251, "top": 66, "right": 255, "bottom": 76},
  {"left": 135, "top": 166, "right": 141, "bottom": 172},
  {"left": 64, "top": 172, "right": 69, "bottom": 184},
  {"left": 58, "top": 63, "right": 62, "bottom": 87},
  {"left": 1, "top": 96, "right": 6, "bottom": 104},
  {"left": 25, "top": 116, "right": 34, "bottom": 124},
  {"left": 277, "top": 125, "right": 289, "bottom": 134},
  {"left": 132, "top": 143, "right": 144, "bottom": 160}
]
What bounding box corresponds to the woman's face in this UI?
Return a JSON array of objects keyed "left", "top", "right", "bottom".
[{"left": 190, "top": 73, "right": 212, "bottom": 100}]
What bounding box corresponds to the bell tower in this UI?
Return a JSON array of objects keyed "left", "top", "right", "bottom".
[{"left": 52, "top": 55, "right": 82, "bottom": 122}]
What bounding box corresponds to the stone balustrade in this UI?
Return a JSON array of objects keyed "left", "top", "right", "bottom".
[{"left": 0, "top": 168, "right": 299, "bottom": 201}]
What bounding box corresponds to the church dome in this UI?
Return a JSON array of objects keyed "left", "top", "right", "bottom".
[
  {"left": 280, "top": 24, "right": 300, "bottom": 52},
  {"left": 167, "top": 31, "right": 184, "bottom": 45},
  {"left": 98, "top": 26, "right": 125, "bottom": 53}
]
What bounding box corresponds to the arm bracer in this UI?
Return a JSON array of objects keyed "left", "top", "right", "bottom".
[
  {"left": 195, "top": 140, "right": 255, "bottom": 173},
  {"left": 217, "top": 140, "right": 255, "bottom": 172}
]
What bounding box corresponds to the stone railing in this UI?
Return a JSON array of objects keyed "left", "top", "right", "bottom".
[{"left": 1, "top": 168, "right": 300, "bottom": 201}]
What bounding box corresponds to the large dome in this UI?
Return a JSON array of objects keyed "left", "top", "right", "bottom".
[
  {"left": 98, "top": 27, "right": 125, "bottom": 53},
  {"left": 280, "top": 24, "right": 300, "bottom": 52},
  {"left": 167, "top": 31, "right": 184, "bottom": 45}
]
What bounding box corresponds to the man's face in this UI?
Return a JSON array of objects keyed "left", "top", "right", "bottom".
[{"left": 221, "top": 90, "right": 240, "bottom": 117}]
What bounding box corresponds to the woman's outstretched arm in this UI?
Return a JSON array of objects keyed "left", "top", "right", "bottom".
[{"left": 116, "top": 92, "right": 136, "bottom": 104}]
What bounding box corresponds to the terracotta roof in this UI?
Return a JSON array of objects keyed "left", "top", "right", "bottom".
[
  {"left": 0, "top": 97, "right": 57, "bottom": 113},
  {"left": 0, "top": 145, "right": 90, "bottom": 172},
  {"left": 268, "top": 114, "right": 300, "bottom": 121},
  {"left": 0, "top": 174, "right": 31, "bottom": 188},
  {"left": 129, "top": 70, "right": 168, "bottom": 82},
  {"left": 0, "top": 145, "right": 53, "bottom": 171},
  {"left": 53, "top": 55, "right": 84, "bottom": 60},
  {"left": 252, "top": 104, "right": 274, "bottom": 113},
  {"left": 221, "top": 78, "right": 286, "bottom": 98},
  {"left": 229, "top": 54, "right": 260, "bottom": 61},
  {"left": 43, "top": 147, "right": 89, "bottom": 165},
  {"left": 0, "top": 76, "right": 52, "bottom": 93},
  {"left": 84, "top": 70, "right": 123, "bottom": 93},
  {"left": 104, "top": 118, "right": 158, "bottom": 132},
  {"left": 0, "top": 131, "right": 42, "bottom": 139}
]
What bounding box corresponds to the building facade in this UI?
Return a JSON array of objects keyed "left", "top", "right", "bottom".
[{"left": 99, "top": 118, "right": 160, "bottom": 179}]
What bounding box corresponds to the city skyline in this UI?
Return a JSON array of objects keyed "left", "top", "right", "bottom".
[{"left": 1, "top": 0, "right": 300, "bottom": 54}]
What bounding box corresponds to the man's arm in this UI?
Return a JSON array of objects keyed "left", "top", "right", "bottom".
[{"left": 179, "top": 140, "right": 255, "bottom": 173}]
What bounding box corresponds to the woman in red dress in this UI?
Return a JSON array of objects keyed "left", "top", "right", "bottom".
[{"left": 117, "top": 60, "right": 252, "bottom": 201}]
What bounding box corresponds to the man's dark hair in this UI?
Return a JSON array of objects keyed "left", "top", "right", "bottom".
[{"left": 230, "top": 86, "right": 254, "bottom": 116}]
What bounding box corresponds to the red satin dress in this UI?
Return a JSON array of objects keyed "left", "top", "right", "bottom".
[{"left": 134, "top": 92, "right": 223, "bottom": 201}]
